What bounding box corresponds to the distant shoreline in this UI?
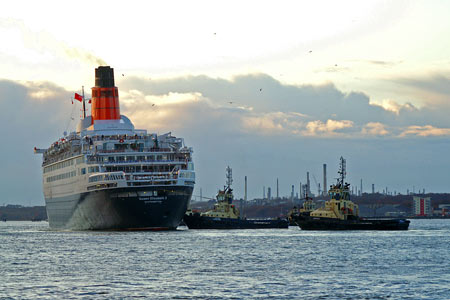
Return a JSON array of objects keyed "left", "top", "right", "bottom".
[
  {"left": 1, "top": 204, "right": 449, "bottom": 221},
  {"left": 0, "top": 206, "right": 47, "bottom": 221}
]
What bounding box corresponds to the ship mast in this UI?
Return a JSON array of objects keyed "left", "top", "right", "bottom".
[
  {"left": 226, "top": 166, "right": 233, "bottom": 190},
  {"left": 82, "top": 86, "right": 86, "bottom": 119},
  {"left": 338, "top": 156, "right": 346, "bottom": 187}
]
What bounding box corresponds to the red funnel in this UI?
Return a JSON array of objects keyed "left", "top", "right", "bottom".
[{"left": 91, "top": 66, "right": 120, "bottom": 122}]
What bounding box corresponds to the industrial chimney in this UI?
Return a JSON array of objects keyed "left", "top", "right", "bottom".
[{"left": 307, "top": 172, "right": 311, "bottom": 196}]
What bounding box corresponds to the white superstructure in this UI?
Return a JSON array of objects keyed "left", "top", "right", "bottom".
[{"left": 38, "top": 116, "right": 195, "bottom": 201}]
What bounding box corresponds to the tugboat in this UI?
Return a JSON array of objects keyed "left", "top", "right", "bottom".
[
  {"left": 287, "top": 193, "right": 316, "bottom": 225},
  {"left": 293, "top": 157, "right": 410, "bottom": 230},
  {"left": 183, "top": 166, "right": 288, "bottom": 229}
]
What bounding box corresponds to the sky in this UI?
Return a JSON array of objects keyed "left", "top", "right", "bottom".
[{"left": 1, "top": 0, "right": 450, "bottom": 205}]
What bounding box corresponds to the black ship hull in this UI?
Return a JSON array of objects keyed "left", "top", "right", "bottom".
[
  {"left": 183, "top": 213, "right": 288, "bottom": 229},
  {"left": 295, "top": 216, "right": 410, "bottom": 230},
  {"left": 288, "top": 211, "right": 311, "bottom": 225},
  {"left": 45, "top": 186, "right": 193, "bottom": 230}
]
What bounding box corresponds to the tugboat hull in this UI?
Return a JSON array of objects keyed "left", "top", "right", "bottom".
[
  {"left": 184, "top": 213, "right": 288, "bottom": 229},
  {"left": 295, "top": 216, "right": 410, "bottom": 231}
]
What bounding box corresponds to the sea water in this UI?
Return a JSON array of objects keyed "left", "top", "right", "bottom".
[{"left": 1, "top": 219, "right": 449, "bottom": 299}]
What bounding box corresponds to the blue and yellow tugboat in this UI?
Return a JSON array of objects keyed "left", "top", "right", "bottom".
[
  {"left": 287, "top": 193, "right": 316, "bottom": 225},
  {"left": 293, "top": 157, "right": 410, "bottom": 230},
  {"left": 183, "top": 166, "right": 288, "bottom": 229}
]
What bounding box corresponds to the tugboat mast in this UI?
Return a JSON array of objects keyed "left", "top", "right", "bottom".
[
  {"left": 338, "top": 156, "right": 346, "bottom": 186},
  {"left": 226, "top": 166, "right": 233, "bottom": 190}
]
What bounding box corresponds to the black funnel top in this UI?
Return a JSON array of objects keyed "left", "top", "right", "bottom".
[{"left": 95, "top": 66, "right": 115, "bottom": 87}]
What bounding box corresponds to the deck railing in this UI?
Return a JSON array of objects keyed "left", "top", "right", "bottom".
[{"left": 86, "top": 157, "right": 189, "bottom": 164}]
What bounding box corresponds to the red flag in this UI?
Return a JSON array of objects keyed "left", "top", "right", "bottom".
[{"left": 74, "top": 93, "right": 83, "bottom": 102}]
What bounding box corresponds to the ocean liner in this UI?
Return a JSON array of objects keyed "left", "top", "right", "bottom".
[{"left": 34, "top": 66, "right": 195, "bottom": 230}]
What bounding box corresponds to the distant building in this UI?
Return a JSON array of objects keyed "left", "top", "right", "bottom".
[
  {"left": 438, "top": 204, "right": 450, "bottom": 216},
  {"left": 438, "top": 204, "right": 450, "bottom": 210},
  {"left": 413, "top": 196, "right": 431, "bottom": 216},
  {"left": 385, "top": 211, "right": 407, "bottom": 217}
]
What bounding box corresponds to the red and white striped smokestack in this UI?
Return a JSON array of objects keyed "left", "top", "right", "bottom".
[{"left": 91, "top": 66, "right": 120, "bottom": 123}]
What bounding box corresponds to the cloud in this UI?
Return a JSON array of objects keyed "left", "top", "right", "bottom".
[
  {"left": 241, "top": 113, "right": 285, "bottom": 133},
  {"left": 367, "top": 60, "right": 402, "bottom": 67},
  {"left": 396, "top": 74, "right": 450, "bottom": 97},
  {"left": 318, "top": 65, "right": 351, "bottom": 73},
  {"left": 119, "top": 73, "right": 450, "bottom": 138},
  {"left": 362, "top": 122, "right": 389, "bottom": 136},
  {"left": 392, "top": 73, "right": 450, "bottom": 108},
  {"left": 372, "top": 99, "right": 417, "bottom": 115},
  {"left": 346, "top": 59, "right": 402, "bottom": 67},
  {"left": 303, "top": 119, "right": 354, "bottom": 136},
  {"left": 399, "top": 125, "right": 450, "bottom": 137},
  {"left": 241, "top": 112, "right": 305, "bottom": 135},
  {"left": 121, "top": 74, "right": 378, "bottom": 124},
  {"left": 0, "top": 79, "right": 75, "bottom": 205},
  {"left": 120, "top": 92, "right": 213, "bottom": 133}
]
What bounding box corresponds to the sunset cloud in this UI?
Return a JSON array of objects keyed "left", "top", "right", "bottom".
[
  {"left": 362, "top": 122, "right": 389, "bottom": 136},
  {"left": 117, "top": 73, "right": 450, "bottom": 140},
  {"left": 241, "top": 114, "right": 285, "bottom": 133},
  {"left": 399, "top": 125, "right": 450, "bottom": 137},
  {"left": 303, "top": 119, "right": 354, "bottom": 137},
  {"left": 241, "top": 111, "right": 307, "bottom": 135},
  {"left": 372, "top": 99, "right": 417, "bottom": 115}
]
